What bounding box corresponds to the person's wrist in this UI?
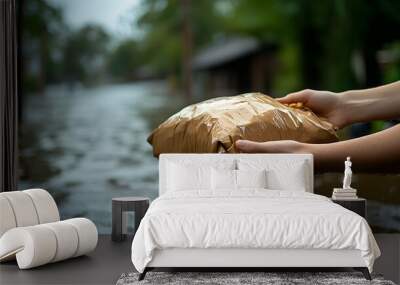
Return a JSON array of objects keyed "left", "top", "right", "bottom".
[
  {"left": 335, "top": 91, "right": 353, "bottom": 128},
  {"left": 293, "top": 141, "right": 310, "bottom": 154}
]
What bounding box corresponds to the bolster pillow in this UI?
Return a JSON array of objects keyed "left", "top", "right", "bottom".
[{"left": 0, "top": 218, "right": 98, "bottom": 269}]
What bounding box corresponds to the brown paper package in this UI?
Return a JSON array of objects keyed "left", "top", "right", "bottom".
[{"left": 148, "top": 93, "right": 338, "bottom": 157}]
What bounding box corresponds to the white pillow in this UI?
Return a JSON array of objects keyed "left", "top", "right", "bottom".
[
  {"left": 268, "top": 163, "right": 307, "bottom": 191},
  {"left": 238, "top": 159, "right": 308, "bottom": 191},
  {"left": 167, "top": 162, "right": 211, "bottom": 191},
  {"left": 166, "top": 159, "right": 236, "bottom": 192},
  {"left": 237, "top": 169, "right": 267, "bottom": 189},
  {"left": 211, "top": 168, "right": 267, "bottom": 190},
  {"left": 211, "top": 168, "right": 236, "bottom": 190}
]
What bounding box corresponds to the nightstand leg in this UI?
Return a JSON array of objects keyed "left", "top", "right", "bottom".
[
  {"left": 112, "top": 202, "right": 123, "bottom": 242},
  {"left": 134, "top": 202, "right": 149, "bottom": 235}
]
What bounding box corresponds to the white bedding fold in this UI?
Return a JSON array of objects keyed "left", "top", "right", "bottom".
[{"left": 131, "top": 190, "right": 380, "bottom": 273}]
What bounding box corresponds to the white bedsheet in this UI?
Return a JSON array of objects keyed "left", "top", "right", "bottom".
[{"left": 131, "top": 190, "right": 380, "bottom": 273}]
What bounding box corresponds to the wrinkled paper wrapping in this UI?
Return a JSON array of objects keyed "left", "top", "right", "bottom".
[{"left": 148, "top": 93, "right": 338, "bottom": 156}]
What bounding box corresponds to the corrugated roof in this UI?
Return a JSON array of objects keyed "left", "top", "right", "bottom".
[{"left": 193, "top": 37, "right": 261, "bottom": 70}]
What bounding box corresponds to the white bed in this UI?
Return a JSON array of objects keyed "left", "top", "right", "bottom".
[{"left": 131, "top": 154, "right": 380, "bottom": 280}]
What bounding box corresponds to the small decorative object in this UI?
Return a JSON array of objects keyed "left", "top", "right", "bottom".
[
  {"left": 332, "top": 157, "right": 358, "bottom": 200},
  {"left": 343, "top": 156, "right": 353, "bottom": 189}
]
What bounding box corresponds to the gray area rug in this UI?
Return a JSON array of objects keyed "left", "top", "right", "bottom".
[{"left": 116, "top": 272, "right": 395, "bottom": 285}]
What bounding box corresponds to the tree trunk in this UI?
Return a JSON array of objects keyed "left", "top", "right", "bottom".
[
  {"left": 297, "top": 2, "right": 323, "bottom": 90},
  {"left": 38, "top": 32, "right": 48, "bottom": 92},
  {"left": 298, "top": 27, "right": 322, "bottom": 89},
  {"left": 181, "top": 0, "right": 193, "bottom": 102}
]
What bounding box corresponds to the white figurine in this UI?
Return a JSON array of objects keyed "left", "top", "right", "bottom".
[
  {"left": 343, "top": 156, "right": 353, "bottom": 189},
  {"left": 332, "top": 157, "right": 357, "bottom": 199}
]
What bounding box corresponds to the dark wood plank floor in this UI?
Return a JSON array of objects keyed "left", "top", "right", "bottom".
[{"left": 1, "top": 234, "right": 399, "bottom": 285}]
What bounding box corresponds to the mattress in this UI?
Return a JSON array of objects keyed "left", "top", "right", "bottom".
[{"left": 131, "top": 190, "right": 380, "bottom": 273}]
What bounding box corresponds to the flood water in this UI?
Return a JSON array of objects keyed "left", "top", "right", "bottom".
[
  {"left": 19, "top": 81, "right": 400, "bottom": 233},
  {"left": 19, "top": 81, "right": 183, "bottom": 233}
]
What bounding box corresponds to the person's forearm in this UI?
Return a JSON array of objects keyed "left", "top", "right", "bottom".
[
  {"left": 306, "top": 124, "right": 400, "bottom": 172},
  {"left": 339, "top": 81, "right": 400, "bottom": 125}
]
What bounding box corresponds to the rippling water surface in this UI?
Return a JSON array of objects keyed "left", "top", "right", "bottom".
[{"left": 19, "top": 81, "right": 183, "bottom": 233}]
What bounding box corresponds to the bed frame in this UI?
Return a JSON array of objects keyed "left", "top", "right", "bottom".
[
  {"left": 139, "top": 248, "right": 371, "bottom": 280},
  {"left": 139, "top": 154, "right": 372, "bottom": 281}
]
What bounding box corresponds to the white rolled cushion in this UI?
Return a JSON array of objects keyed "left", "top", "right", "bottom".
[
  {"left": 236, "top": 169, "right": 267, "bottom": 189},
  {"left": 0, "top": 218, "right": 97, "bottom": 269},
  {"left": 1, "top": 191, "right": 39, "bottom": 227},
  {"left": 42, "top": 221, "right": 79, "bottom": 262},
  {"left": 0, "top": 195, "right": 17, "bottom": 237},
  {"left": 0, "top": 226, "right": 57, "bottom": 269},
  {"left": 63, "top": 218, "right": 98, "bottom": 257},
  {"left": 23, "top": 189, "right": 60, "bottom": 223}
]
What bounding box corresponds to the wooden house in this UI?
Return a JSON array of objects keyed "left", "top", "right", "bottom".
[{"left": 192, "top": 37, "right": 278, "bottom": 99}]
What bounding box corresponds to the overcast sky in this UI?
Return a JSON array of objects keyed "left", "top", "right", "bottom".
[{"left": 48, "top": 0, "right": 141, "bottom": 38}]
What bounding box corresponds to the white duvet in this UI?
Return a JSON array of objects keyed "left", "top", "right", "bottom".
[{"left": 131, "top": 190, "right": 380, "bottom": 273}]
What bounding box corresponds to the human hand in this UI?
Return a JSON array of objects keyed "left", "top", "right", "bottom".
[
  {"left": 278, "top": 89, "right": 347, "bottom": 129},
  {"left": 235, "top": 139, "right": 307, "bottom": 154}
]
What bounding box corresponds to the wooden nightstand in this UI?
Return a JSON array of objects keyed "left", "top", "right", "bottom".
[
  {"left": 331, "top": 198, "right": 366, "bottom": 218},
  {"left": 112, "top": 197, "right": 150, "bottom": 242}
]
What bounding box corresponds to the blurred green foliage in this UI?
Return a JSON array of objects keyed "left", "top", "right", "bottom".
[
  {"left": 22, "top": 0, "right": 400, "bottom": 94},
  {"left": 63, "top": 25, "right": 110, "bottom": 85},
  {"left": 383, "top": 42, "right": 400, "bottom": 84},
  {"left": 107, "top": 39, "right": 140, "bottom": 81},
  {"left": 22, "top": 0, "right": 110, "bottom": 89},
  {"left": 21, "top": 0, "right": 65, "bottom": 91},
  {"left": 221, "top": 0, "right": 400, "bottom": 92}
]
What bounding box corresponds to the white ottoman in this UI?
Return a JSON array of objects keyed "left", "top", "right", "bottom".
[{"left": 0, "top": 189, "right": 98, "bottom": 269}]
